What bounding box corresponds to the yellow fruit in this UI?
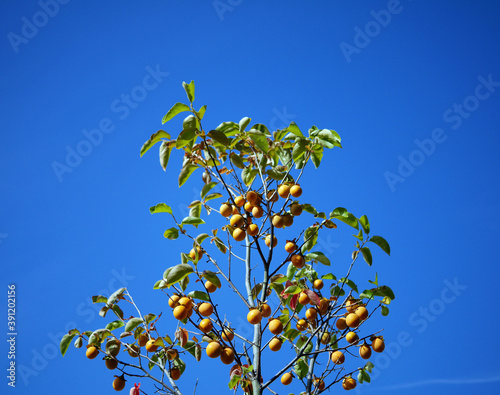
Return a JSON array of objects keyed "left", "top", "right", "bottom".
[
  {"left": 290, "top": 184, "right": 302, "bottom": 198},
  {"left": 355, "top": 306, "right": 368, "bottom": 321},
  {"left": 252, "top": 206, "right": 264, "bottom": 218},
  {"left": 342, "top": 376, "right": 357, "bottom": 390},
  {"left": 246, "top": 190, "right": 260, "bottom": 204},
  {"left": 198, "top": 303, "right": 214, "bottom": 317},
  {"left": 346, "top": 331, "right": 359, "bottom": 345},
  {"left": 199, "top": 318, "right": 213, "bottom": 333},
  {"left": 170, "top": 367, "right": 181, "bottom": 380},
  {"left": 296, "top": 319, "right": 308, "bottom": 331},
  {"left": 372, "top": 337, "right": 385, "bottom": 353},
  {"left": 206, "top": 341, "right": 223, "bottom": 358},
  {"left": 281, "top": 372, "right": 293, "bottom": 385},
  {"left": 320, "top": 332, "right": 331, "bottom": 345},
  {"left": 260, "top": 303, "right": 272, "bottom": 318},
  {"left": 138, "top": 333, "right": 149, "bottom": 347},
  {"left": 230, "top": 214, "right": 244, "bottom": 228},
  {"left": 298, "top": 292, "right": 310, "bottom": 305},
  {"left": 178, "top": 297, "right": 193, "bottom": 311},
  {"left": 166, "top": 348, "right": 178, "bottom": 360},
  {"left": 265, "top": 235, "right": 278, "bottom": 248},
  {"left": 315, "top": 379, "right": 325, "bottom": 391},
  {"left": 345, "top": 298, "right": 359, "bottom": 313},
  {"left": 145, "top": 339, "right": 158, "bottom": 353},
  {"left": 306, "top": 308, "right": 317, "bottom": 321},
  {"left": 220, "top": 347, "right": 235, "bottom": 364},
  {"left": 244, "top": 201, "right": 254, "bottom": 212},
  {"left": 86, "top": 346, "right": 99, "bottom": 359},
  {"left": 346, "top": 313, "right": 360, "bottom": 328},
  {"left": 233, "top": 228, "right": 246, "bottom": 241},
  {"left": 285, "top": 241, "right": 296, "bottom": 253},
  {"left": 313, "top": 279, "right": 324, "bottom": 290},
  {"left": 168, "top": 294, "right": 180, "bottom": 308},
  {"left": 247, "top": 223, "right": 259, "bottom": 236},
  {"left": 232, "top": 205, "right": 239, "bottom": 215},
  {"left": 247, "top": 309, "right": 262, "bottom": 325},
  {"left": 331, "top": 350, "right": 345, "bottom": 364},
  {"left": 105, "top": 358, "right": 118, "bottom": 370},
  {"left": 269, "top": 319, "right": 283, "bottom": 335},
  {"left": 127, "top": 344, "right": 140, "bottom": 357},
  {"left": 220, "top": 203, "right": 232, "bottom": 217},
  {"left": 272, "top": 215, "right": 284, "bottom": 228},
  {"left": 291, "top": 254, "right": 305, "bottom": 268},
  {"left": 282, "top": 214, "right": 294, "bottom": 227},
  {"left": 234, "top": 196, "right": 245, "bottom": 207},
  {"left": 267, "top": 189, "right": 279, "bottom": 202},
  {"left": 278, "top": 184, "right": 290, "bottom": 198},
  {"left": 205, "top": 281, "right": 217, "bottom": 293},
  {"left": 189, "top": 247, "right": 203, "bottom": 261},
  {"left": 359, "top": 343, "right": 372, "bottom": 359},
  {"left": 221, "top": 328, "right": 234, "bottom": 342},
  {"left": 269, "top": 337, "right": 282, "bottom": 351},
  {"left": 113, "top": 376, "right": 126, "bottom": 391},
  {"left": 290, "top": 203, "right": 302, "bottom": 216},
  {"left": 336, "top": 317, "right": 347, "bottom": 330},
  {"left": 173, "top": 305, "right": 188, "bottom": 320},
  {"left": 319, "top": 298, "right": 329, "bottom": 315}
]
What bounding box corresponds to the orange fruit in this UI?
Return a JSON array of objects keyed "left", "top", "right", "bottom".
[
  {"left": 290, "top": 203, "right": 302, "bottom": 216},
  {"left": 296, "top": 319, "right": 308, "bottom": 331},
  {"left": 113, "top": 376, "right": 126, "bottom": 391},
  {"left": 285, "top": 241, "right": 296, "bottom": 253},
  {"left": 291, "top": 254, "right": 305, "bottom": 268},
  {"left": 198, "top": 303, "right": 214, "bottom": 317},
  {"left": 313, "top": 279, "right": 323, "bottom": 290},
  {"left": 247, "top": 223, "right": 259, "bottom": 236},
  {"left": 127, "top": 344, "right": 140, "bottom": 357},
  {"left": 205, "top": 281, "right": 217, "bottom": 293},
  {"left": 178, "top": 297, "right": 193, "bottom": 310},
  {"left": 234, "top": 196, "right": 245, "bottom": 207},
  {"left": 105, "top": 358, "right": 118, "bottom": 370},
  {"left": 168, "top": 294, "right": 180, "bottom": 308},
  {"left": 320, "top": 332, "right": 331, "bottom": 345},
  {"left": 138, "top": 333, "right": 149, "bottom": 347},
  {"left": 269, "top": 337, "right": 282, "bottom": 351},
  {"left": 298, "top": 292, "right": 310, "bottom": 305},
  {"left": 173, "top": 305, "right": 188, "bottom": 320},
  {"left": 233, "top": 228, "right": 246, "bottom": 241},
  {"left": 319, "top": 298, "right": 329, "bottom": 315},
  {"left": 246, "top": 191, "right": 260, "bottom": 204},
  {"left": 355, "top": 306, "right": 368, "bottom": 321},
  {"left": 86, "top": 346, "right": 99, "bottom": 359},
  {"left": 336, "top": 317, "right": 347, "bottom": 330},
  {"left": 359, "top": 343, "right": 372, "bottom": 359},
  {"left": 342, "top": 376, "right": 357, "bottom": 390},
  {"left": 247, "top": 309, "right": 262, "bottom": 325},
  {"left": 232, "top": 205, "right": 239, "bottom": 215},
  {"left": 220, "top": 347, "right": 235, "bottom": 364},
  {"left": 221, "top": 328, "right": 234, "bottom": 342},
  {"left": 244, "top": 201, "right": 254, "bottom": 212},
  {"left": 346, "top": 331, "right": 359, "bottom": 345},
  {"left": 305, "top": 308, "right": 317, "bottom": 321},
  {"left": 272, "top": 215, "right": 284, "bottom": 228},
  {"left": 170, "top": 367, "right": 181, "bottom": 380},
  {"left": 206, "top": 341, "right": 223, "bottom": 358},
  {"left": 372, "top": 337, "right": 385, "bottom": 353},
  {"left": 282, "top": 214, "right": 294, "bottom": 227},
  {"left": 260, "top": 303, "right": 272, "bottom": 318},
  {"left": 315, "top": 379, "right": 325, "bottom": 391},
  {"left": 281, "top": 372, "right": 293, "bottom": 385},
  {"left": 331, "top": 350, "right": 345, "bottom": 364},
  {"left": 278, "top": 184, "right": 290, "bottom": 198},
  {"left": 145, "top": 339, "right": 158, "bottom": 353},
  {"left": 267, "top": 189, "right": 279, "bottom": 202},
  {"left": 199, "top": 318, "right": 213, "bottom": 333},
  {"left": 189, "top": 247, "right": 203, "bottom": 261},
  {"left": 220, "top": 203, "right": 232, "bottom": 217},
  {"left": 230, "top": 214, "right": 244, "bottom": 228},
  {"left": 166, "top": 348, "right": 178, "bottom": 360},
  {"left": 290, "top": 184, "right": 302, "bottom": 198},
  {"left": 265, "top": 235, "right": 277, "bottom": 248},
  {"left": 252, "top": 206, "right": 264, "bottom": 218},
  {"left": 345, "top": 298, "right": 359, "bottom": 313},
  {"left": 269, "top": 319, "right": 283, "bottom": 335},
  {"left": 346, "top": 313, "right": 360, "bottom": 328}
]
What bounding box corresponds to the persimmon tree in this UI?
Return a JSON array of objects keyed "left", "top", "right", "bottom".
[{"left": 60, "top": 81, "right": 394, "bottom": 395}]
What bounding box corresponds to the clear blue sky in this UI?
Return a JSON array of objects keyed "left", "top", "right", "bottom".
[{"left": 2, "top": 1, "right": 500, "bottom": 394}]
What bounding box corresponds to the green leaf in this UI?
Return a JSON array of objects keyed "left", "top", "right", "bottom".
[
  {"left": 180, "top": 275, "right": 189, "bottom": 292},
  {"left": 330, "top": 207, "right": 359, "bottom": 229},
  {"left": 204, "top": 193, "right": 223, "bottom": 202},
  {"left": 301, "top": 203, "right": 318, "bottom": 216},
  {"left": 230, "top": 153, "right": 245, "bottom": 169},
  {"left": 187, "top": 290, "right": 210, "bottom": 301},
  {"left": 339, "top": 277, "right": 358, "bottom": 293},
  {"left": 196, "top": 105, "right": 207, "bottom": 120},
  {"left": 302, "top": 226, "right": 318, "bottom": 253},
  {"left": 150, "top": 203, "right": 172, "bottom": 215},
  {"left": 365, "top": 361, "right": 375, "bottom": 373},
  {"left": 241, "top": 167, "right": 258, "bottom": 186},
  {"left": 162, "top": 103, "right": 191, "bottom": 124},
  {"left": 248, "top": 130, "right": 269, "bottom": 153},
  {"left": 195, "top": 233, "right": 210, "bottom": 245},
  {"left": 92, "top": 295, "right": 108, "bottom": 304},
  {"left": 286, "top": 122, "right": 305, "bottom": 138},
  {"left": 361, "top": 247, "right": 373, "bottom": 266},
  {"left": 375, "top": 285, "right": 396, "bottom": 300},
  {"left": 159, "top": 141, "right": 172, "bottom": 171},
  {"left": 284, "top": 285, "right": 301, "bottom": 295},
  {"left": 292, "top": 139, "right": 307, "bottom": 162},
  {"left": 381, "top": 305, "right": 389, "bottom": 316},
  {"left": 311, "top": 145, "right": 323, "bottom": 168},
  {"left": 214, "top": 237, "right": 227, "bottom": 253},
  {"left": 359, "top": 289, "right": 375, "bottom": 300},
  {"left": 216, "top": 121, "right": 239, "bottom": 136},
  {"left": 250, "top": 123, "right": 270, "bottom": 135},
  {"left": 202, "top": 270, "right": 221, "bottom": 288},
  {"left": 125, "top": 317, "right": 144, "bottom": 332},
  {"left": 208, "top": 129, "right": 230, "bottom": 146},
  {"left": 165, "top": 263, "right": 194, "bottom": 286},
  {"left": 369, "top": 236, "right": 391, "bottom": 255},
  {"left": 359, "top": 215, "right": 370, "bottom": 234},
  {"left": 201, "top": 182, "right": 218, "bottom": 199},
  {"left": 106, "top": 320, "right": 125, "bottom": 331},
  {"left": 175, "top": 128, "right": 197, "bottom": 149},
  {"left": 239, "top": 117, "right": 251, "bottom": 133},
  {"left": 306, "top": 251, "right": 330, "bottom": 266},
  {"left": 182, "top": 81, "right": 195, "bottom": 103},
  {"left": 164, "top": 227, "right": 179, "bottom": 240},
  {"left": 229, "top": 375, "right": 241, "bottom": 390},
  {"left": 60, "top": 333, "right": 77, "bottom": 356},
  {"left": 189, "top": 201, "right": 202, "bottom": 218},
  {"left": 107, "top": 288, "right": 126, "bottom": 306},
  {"left": 286, "top": 262, "right": 297, "bottom": 281},
  {"left": 181, "top": 216, "right": 205, "bottom": 226},
  {"left": 322, "top": 273, "right": 336, "bottom": 280},
  {"left": 294, "top": 358, "right": 309, "bottom": 379},
  {"left": 140, "top": 130, "right": 171, "bottom": 157},
  {"left": 358, "top": 369, "right": 371, "bottom": 383},
  {"left": 179, "top": 164, "right": 198, "bottom": 187}
]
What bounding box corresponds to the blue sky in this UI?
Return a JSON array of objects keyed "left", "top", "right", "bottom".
[{"left": 2, "top": 1, "right": 500, "bottom": 394}]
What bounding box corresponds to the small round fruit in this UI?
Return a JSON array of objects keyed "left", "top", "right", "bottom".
[
  {"left": 265, "top": 235, "right": 278, "bottom": 248},
  {"left": 220, "top": 347, "right": 235, "bottom": 364},
  {"left": 230, "top": 214, "right": 244, "bottom": 228},
  {"left": 345, "top": 299, "right": 359, "bottom": 313},
  {"left": 346, "top": 331, "right": 359, "bottom": 345},
  {"left": 166, "top": 348, "right": 179, "bottom": 360},
  {"left": 315, "top": 379, "right": 325, "bottom": 391},
  {"left": 306, "top": 308, "right": 317, "bottom": 321},
  {"left": 173, "top": 305, "right": 188, "bottom": 320},
  {"left": 205, "top": 281, "right": 217, "bottom": 293},
  {"left": 138, "top": 333, "right": 149, "bottom": 347},
  {"left": 178, "top": 297, "right": 193, "bottom": 311},
  {"left": 244, "top": 201, "right": 254, "bottom": 212},
  {"left": 170, "top": 367, "right": 181, "bottom": 380},
  {"left": 267, "top": 189, "right": 279, "bottom": 202},
  {"left": 342, "top": 376, "right": 357, "bottom": 390},
  {"left": 269, "top": 337, "right": 282, "bottom": 352},
  {"left": 234, "top": 195, "right": 245, "bottom": 207},
  {"left": 105, "top": 358, "right": 118, "bottom": 370},
  {"left": 290, "top": 203, "right": 302, "bottom": 216},
  {"left": 260, "top": 303, "right": 272, "bottom": 318},
  {"left": 127, "top": 344, "right": 140, "bottom": 357},
  {"left": 221, "top": 328, "right": 234, "bottom": 342},
  {"left": 252, "top": 206, "right": 264, "bottom": 218},
  {"left": 285, "top": 241, "right": 296, "bottom": 253},
  {"left": 233, "top": 228, "right": 246, "bottom": 241},
  {"left": 291, "top": 254, "right": 305, "bottom": 269},
  {"left": 206, "top": 341, "right": 223, "bottom": 358},
  {"left": 278, "top": 184, "right": 290, "bottom": 198},
  {"left": 232, "top": 205, "right": 239, "bottom": 215},
  {"left": 296, "top": 319, "right": 308, "bottom": 331},
  {"left": 290, "top": 184, "right": 302, "bottom": 198},
  {"left": 359, "top": 343, "right": 372, "bottom": 359},
  {"left": 220, "top": 203, "right": 232, "bottom": 217},
  {"left": 372, "top": 337, "right": 385, "bottom": 353},
  {"left": 313, "top": 279, "right": 324, "bottom": 290},
  {"left": 247, "top": 309, "right": 262, "bottom": 325},
  {"left": 145, "top": 339, "right": 158, "bottom": 353},
  {"left": 320, "top": 332, "right": 331, "bottom": 345},
  {"left": 198, "top": 302, "right": 214, "bottom": 317},
  {"left": 168, "top": 294, "right": 180, "bottom": 308},
  {"left": 331, "top": 350, "right": 345, "bottom": 364},
  {"left": 281, "top": 372, "right": 293, "bottom": 385},
  {"left": 199, "top": 318, "right": 213, "bottom": 333},
  {"left": 86, "top": 346, "right": 99, "bottom": 359},
  {"left": 189, "top": 247, "right": 203, "bottom": 261},
  {"left": 269, "top": 319, "right": 283, "bottom": 335},
  {"left": 246, "top": 190, "right": 260, "bottom": 204},
  {"left": 298, "top": 292, "right": 310, "bottom": 305},
  {"left": 319, "top": 298, "right": 329, "bottom": 315},
  {"left": 247, "top": 223, "right": 259, "bottom": 236},
  {"left": 282, "top": 214, "right": 294, "bottom": 227},
  {"left": 355, "top": 306, "right": 368, "bottom": 321},
  {"left": 336, "top": 317, "right": 347, "bottom": 330},
  {"left": 272, "top": 215, "right": 284, "bottom": 228},
  {"left": 346, "top": 313, "right": 361, "bottom": 328},
  {"left": 113, "top": 376, "right": 126, "bottom": 391}
]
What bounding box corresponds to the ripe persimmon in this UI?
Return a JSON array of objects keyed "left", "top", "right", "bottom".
[
  {"left": 220, "top": 347, "right": 235, "bottom": 364},
  {"left": 355, "top": 306, "right": 368, "bottom": 321},
  {"left": 313, "top": 279, "right": 324, "bottom": 290},
  {"left": 112, "top": 376, "right": 126, "bottom": 391},
  {"left": 247, "top": 223, "right": 259, "bottom": 236},
  {"left": 269, "top": 319, "right": 283, "bottom": 335},
  {"left": 359, "top": 343, "right": 372, "bottom": 359},
  {"left": 260, "top": 303, "right": 272, "bottom": 318},
  {"left": 342, "top": 376, "right": 357, "bottom": 390},
  {"left": 296, "top": 319, "right": 308, "bottom": 331},
  {"left": 205, "top": 280, "right": 217, "bottom": 293},
  {"left": 86, "top": 346, "right": 99, "bottom": 359},
  {"left": 265, "top": 235, "right": 277, "bottom": 248},
  {"left": 298, "top": 292, "right": 310, "bottom": 305},
  {"left": 173, "top": 305, "right": 188, "bottom": 320},
  {"left": 145, "top": 339, "right": 158, "bottom": 353},
  {"left": 206, "top": 341, "right": 223, "bottom": 358},
  {"left": 233, "top": 228, "right": 246, "bottom": 241},
  {"left": 346, "top": 331, "right": 359, "bottom": 345},
  {"left": 336, "top": 317, "right": 347, "bottom": 330},
  {"left": 290, "top": 203, "right": 302, "bottom": 216},
  {"left": 291, "top": 254, "right": 305, "bottom": 268},
  {"left": 272, "top": 215, "right": 284, "bottom": 228},
  {"left": 281, "top": 372, "right": 293, "bottom": 385},
  {"left": 220, "top": 203, "right": 232, "bottom": 217},
  {"left": 372, "top": 337, "right": 385, "bottom": 353},
  {"left": 168, "top": 294, "right": 180, "bottom": 308},
  {"left": 252, "top": 206, "right": 264, "bottom": 218},
  {"left": 285, "top": 241, "right": 296, "bottom": 253},
  {"left": 230, "top": 214, "right": 244, "bottom": 228},
  {"left": 199, "top": 318, "right": 213, "bottom": 333},
  {"left": 306, "top": 307, "right": 317, "bottom": 321},
  {"left": 278, "top": 184, "right": 290, "bottom": 198},
  {"left": 105, "top": 358, "right": 118, "bottom": 370},
  {"left": 234, "top": 196, "right": 245, "bottom": 207},
  {"left": 269, "top": 337, "right": 282, "bottom": 351},
  {"left": 290, "top": 184, "right": 302, "bottom": 198},
  {"left": 247, "top": 309, "right": 262, "bottom": 325},
  {"left": 346, "top": 313, "right": 360, "bottom": 328},
  {"left": 246, "top": 191, "right": 260, "bottom": 204},
  {"left": 221, "top": 328, "right": 234, "bottom": 342},
  {"left": 198, "top": 302, "right": 213, "bottom": 317},
  {"left": 331, "top": 350, "right": 345, "bottom": 364}
]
